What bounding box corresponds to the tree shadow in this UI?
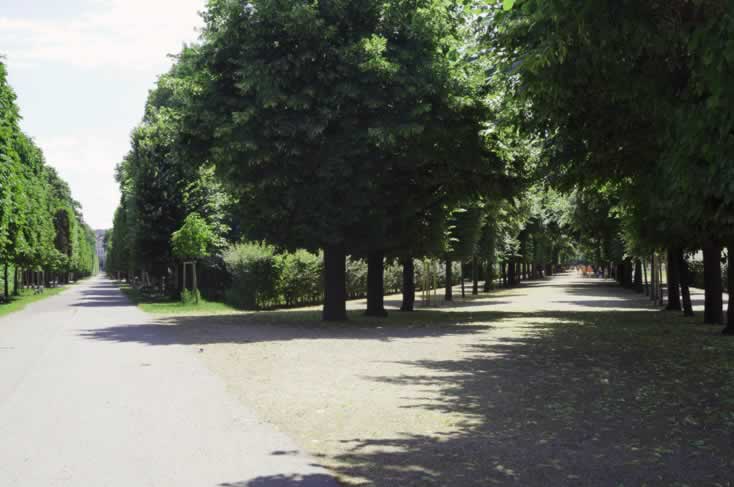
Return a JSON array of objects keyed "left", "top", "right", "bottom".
[
  {"left": 325, "top": 310, "right": 734, "bottom": 486},
  {"left": 77, "top": 309, "right": 499, "bottom": 346}
]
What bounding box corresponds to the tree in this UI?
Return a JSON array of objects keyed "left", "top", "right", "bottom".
[
  {"left": 171, "top": 213, "right": 216, "bottom": 303},
  {"left": 182, "top": 0, "right": 493, "bottom": 320}
]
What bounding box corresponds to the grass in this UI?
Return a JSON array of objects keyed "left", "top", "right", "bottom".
[
  {"left": 0, "top": 286, "right": 69, "bottom": 318},
  {"left": 120, "top": 285, "right": 240, "bottom": 316}
]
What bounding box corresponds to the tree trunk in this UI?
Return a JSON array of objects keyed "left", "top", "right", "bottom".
[
  {"left": 323, "top": 243, "right": 347, "bottom": 321},
  {"left": 365, "top": 250, "right": 387, "bottom": 317},
  {"left": 703, "top": 241, "right": 723, "bottom": 325},
  {"left": 679, "top": 251, "right": 694, "bottom": 317},
  {"left": 642, "top": 260, "right": 648, "bottom": 295},
  {"left": 724, "top": 241, "right": 734, "bottom": 335},
  {"left": 460, "top": 261, "right": 466, "bottom": 298},
  {"left": 472, "top": 256, "right": 479, "bottom": 295},
  {"left": 444, "top": 257, "right": 453, "bottom": 301},
  {"left": 400, "top": 257, "right": 415, "bottom": 312},
  {"left": 13, "top": 266, "right": 19, "bottom": 296},
  {"left": 665, "top": 248, "right": 681, "bottom": 311},
  {"left": 650, "top": 255, "right": 657, "bottom": 302},
  {"left": 483, "top": 260, "right": 492, "bottom": 292},
  {"left": 3, "top": 263, "right": 8, "bottom": 299},
  {"left": 507, "top": 257, "right": 516, "bottom": 287},
  {"left": 192, "top": 262, "right": 199, "bottom": 304},
  {"left": 634, "top": 259, "right": 643, "bottom": 292}
]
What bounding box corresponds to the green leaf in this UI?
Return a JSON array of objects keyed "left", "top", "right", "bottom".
[{"left": 503, "top": 0, "right": 515, "bottom": 11}]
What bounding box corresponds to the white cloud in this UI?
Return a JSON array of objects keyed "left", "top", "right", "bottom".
[
  {"left": 0, "top": 0, "right": 204, "bottom": 71},
  {"left": 3, "top": 0, "right": 207, "bottom": 229},
  {"left": 37, "top": 132, "right": 128, "bottom": 229}
]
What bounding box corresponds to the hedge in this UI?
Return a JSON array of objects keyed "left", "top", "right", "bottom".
[{"left": 222, "top": 242, "right": 464, "bottom": 310}]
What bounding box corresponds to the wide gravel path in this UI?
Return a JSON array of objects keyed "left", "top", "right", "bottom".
[{"left": 0, "top": 276, "right": 338, "bottom": 487}]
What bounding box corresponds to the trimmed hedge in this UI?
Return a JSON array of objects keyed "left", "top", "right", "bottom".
[{"left": 222, "top": 243, "right": 464, "bottom": 310}]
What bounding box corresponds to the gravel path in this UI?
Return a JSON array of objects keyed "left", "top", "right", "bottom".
[
  {"left": 0, "top": 276, "right": 338, "bottom": 487},
  {"left": 95, "top": 273, "right": 729, "bottom": 486}
]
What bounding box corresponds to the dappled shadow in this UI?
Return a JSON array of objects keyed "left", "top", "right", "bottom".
[
  {"left": 383, "top": 296, "right": 513, "bottom": 309},
  {"left": 326, "top": 310, "right": 734, "bottom": 486},
  {"left": 75, "top": 274, "right": 734, "bottom": 484},
  {"left": 220, "top": 474, "right": 339, "bottom": 486}
]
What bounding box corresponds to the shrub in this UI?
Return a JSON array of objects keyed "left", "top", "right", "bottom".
[
  {"left": 384, "top": 261, "right": 403, "bottom": 294},
  {"left": 345, "top": 257, "right": 368, "bottom": 299},
  {"left": 181, "top": 288, "right": 201, "bottom": 304},
  {"left": 223, "top": 242, "right": 280, "bottom": 309},
  {"left": 279, "top": 250, "right": 323, "bottom": 306}
]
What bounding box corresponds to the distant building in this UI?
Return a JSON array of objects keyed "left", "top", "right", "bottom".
[{"left": 95, "top": 229, "right": 108, "bottom": 271}]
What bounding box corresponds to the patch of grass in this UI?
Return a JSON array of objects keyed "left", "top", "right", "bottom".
[
  {"left": 0, "top": 286, "right": 69, "bottom": 318},
  {"left": 120, "top": 285, "right": 239, "bottom": 316}
]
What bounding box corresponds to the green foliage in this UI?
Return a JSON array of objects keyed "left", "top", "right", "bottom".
[
  {"left": 0, "top": 61, "right": 96, "bottom": 280},
  {"left": 223, "top": 242, "right": 282, "bottom": 309},
  {"left": 180, "top": 288, "right": 202, "bottom": 305},
  {"left": 171, "top": 213, "right": 215, "bottom": 261},
  {"left": 279, "top": 250, "right": 323, "bottom": 307}
]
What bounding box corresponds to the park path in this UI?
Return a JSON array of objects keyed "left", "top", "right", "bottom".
[{"left": 0, "top": 275, "right": 338, "bottom": 487}]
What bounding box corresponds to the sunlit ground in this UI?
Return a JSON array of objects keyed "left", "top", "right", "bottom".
[{"left": 94, "top": 274, "right": 734, "bottom": 486}]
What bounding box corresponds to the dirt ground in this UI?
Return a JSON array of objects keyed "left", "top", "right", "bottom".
[{"left": 104, "top": 274, "right": 734, "bottom": 486}]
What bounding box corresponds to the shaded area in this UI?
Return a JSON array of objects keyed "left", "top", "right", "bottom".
[
  {"left": 79, "top": 275, "right": 734, "bottom": 486},
  {"left": 71, "top": 281, "right": 134, "bottom": 308},
  {"left": 328, "top": 311, "right": 734, "bottom": 486},
  {"left": 78, "top": 309, "right": 496, "bottom": 346}
]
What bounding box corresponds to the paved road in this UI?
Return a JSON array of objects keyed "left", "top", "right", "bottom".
[{"left": 0, "top": 276, "right": 339, "bottom": 487}]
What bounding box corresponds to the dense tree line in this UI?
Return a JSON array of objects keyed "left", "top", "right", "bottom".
[
  {"left": 489, "top": 0, "right": 734, "bottom": 333},
  {"left": 0, "top": 61, "right": 98, "bottom": 300},
  {"left": 108, "top": 0, "right": 731, "bottom": 330}
]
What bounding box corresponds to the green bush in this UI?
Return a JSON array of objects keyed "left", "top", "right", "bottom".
[
  {"left": 279, "top": 250, "right": 323, "bottom": 306},
  {"left": 384, "top": 261, "right": 403, "bottom": 294},
  {"left": 223, "top": 242, "right": 281, "bottom": 309},
  {"left": 181, "top": 288, "right": 201, "bottom": 304},
  {"left": 345, "top": 257, "right": 368, "bottom": 299}
]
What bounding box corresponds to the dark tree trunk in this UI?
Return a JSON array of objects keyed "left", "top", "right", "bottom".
[
  {"left": 634, "top": 259, "right": 643, "bottom": 292},
  {"left": 483, "top": 260, "right": 492, "bottom": 292},
  {"left": 703, "top": 241, "right": 723, "bottom": 325},
  {"left": 13, "top": 266, "right": 19, "bottom": 296},
  {"left": 679, "top": 251, "right": 694, "bottom": 317},
  {"left": 508, "top": 257, "right": 516, "bottom": 287},
  {"left": 323, "top": 243, "right": 347, "bottom": 321},
  {"left": 472, "top": 256, "right": 479, "bottom": 295},
  {"left": 400, "top": 257, "right": 415, "bottom": 312},
  {"left": 3, "top": 263, "right": 8, "bottom": 299},
  {"left": 365, "top": 250, "right": 387, "bottom": 317},
  {"left": 724, "top": 241, "right": 734, "bottom": 335},
  {"left": 460, "top": 261, "right": 466, "bottom": 298},
  {"left": 444, "top": 257, "right": 453, "bottom": 301},
  {"left": 665, "top": 248, "right": 681, "bottom": 311}
]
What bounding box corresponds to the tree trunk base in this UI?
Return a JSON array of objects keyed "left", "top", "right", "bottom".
[{"left": 722, "top": 326, "right": 734, "bottom": 336}]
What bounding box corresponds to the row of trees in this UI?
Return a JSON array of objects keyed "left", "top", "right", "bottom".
[
  {"left": 489, "top": 0, "right": 734, "bottom": 333},
  {"left": 107, "top": 0, "right": 559, "bottom": 318},
  {"left": 0, "top": 61, "right": 98, "bottom": 299},
  {"left": 109, "top": 0, "right": 727, "bottom": 328}
]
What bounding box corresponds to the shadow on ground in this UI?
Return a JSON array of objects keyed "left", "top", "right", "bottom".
[
  {"left": 326, "top": 311, "right": 734, "bottom": 486},
  {"left": 80, "top": 277, "right": 734, "bottom": 486}
]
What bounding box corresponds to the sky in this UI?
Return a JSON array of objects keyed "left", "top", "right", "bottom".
[{"left": 1, "top": 0, "right": 206, "bottom": 229}]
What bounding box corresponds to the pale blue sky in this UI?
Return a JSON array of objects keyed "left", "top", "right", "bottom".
[{"left": 2, "top": 0, "right": 205, "bottom": 229}]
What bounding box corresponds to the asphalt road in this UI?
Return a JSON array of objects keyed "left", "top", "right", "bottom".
[{"left": 0, "top": 276, "right": 338, "bottom": 487}]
